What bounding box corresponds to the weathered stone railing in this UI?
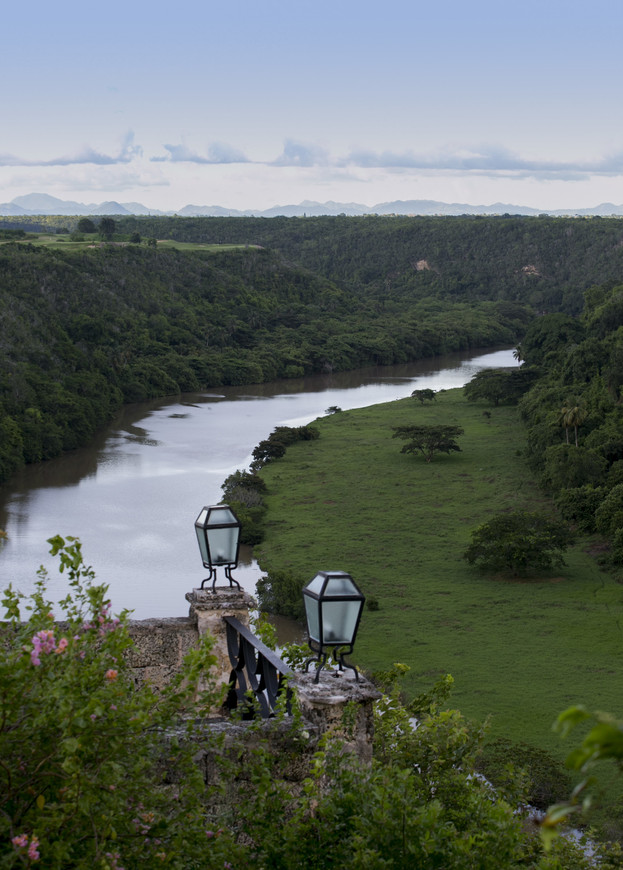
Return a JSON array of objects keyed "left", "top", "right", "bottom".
[
  {"left": 124, "top": 587, "right": 381, "bottom": 761},
  {"left": 224, "top": 616, "right": 293, "bottom": 718}
]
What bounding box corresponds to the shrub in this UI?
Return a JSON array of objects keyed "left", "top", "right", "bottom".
[
  {"left": 542, "top": 444, "right": 607, "bottom": 493},
  {"left": 464, "top": 511, "right": 574, "bottom": 576},
  {"left": 256, "top": 569, "right": 306, "bottom": 621},
  {"left": 477, "top": 738, "right": 572, "bottom": 811},
  {"left": 555, "top": 485, "right": 605, "bottom": 533},
  {"left": 251, "top": 425, "right": 319, "bottom": 469},
  {"left": 0, "top": 536, "right": 239, "bottom": 869},
  {"left": 595, "top": 483, "right": 623, "bottom": 536}
]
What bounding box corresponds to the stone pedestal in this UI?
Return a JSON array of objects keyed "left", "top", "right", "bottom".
[
  {"left": 185, "top": 587, "right": 256, "bottom": 690},
  {"left": 292, "top": 670, "right": 382, "bottom": 763}
]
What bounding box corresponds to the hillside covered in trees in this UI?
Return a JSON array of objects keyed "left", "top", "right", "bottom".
[
  {"left": 114, "top": 213, "right": 623, "bottom": 315},
  {"left": 517, "top": 283, "right": 623, "bottom": 569},
  {"left": 0, "top": 237, "right": 527, "bottom": 484},
  {"left": 2, "top": 213, "right": 623, "bottom": 485}
]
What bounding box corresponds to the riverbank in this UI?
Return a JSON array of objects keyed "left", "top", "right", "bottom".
[
  {"left": 255, "top": 388, "right": 623, "bottom": 771},
  {"left": 0, "top": 349, "right": 516, "bottom": 619}
]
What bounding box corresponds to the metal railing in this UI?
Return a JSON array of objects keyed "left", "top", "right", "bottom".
[{"left": 224, "top": 616, "right": 293, "bottom": 719}]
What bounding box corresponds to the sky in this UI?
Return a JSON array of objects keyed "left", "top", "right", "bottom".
[{"left": 2, "top": 0, "right": 623, "bottom": 212}]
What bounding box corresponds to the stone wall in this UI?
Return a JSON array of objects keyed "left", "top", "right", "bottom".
[
  {"left": 125, "top": 617, "right": 199, "bottom": 690},
  {"left": 126, "top": 587, "right": 255, "bottom": 694},
  {"left": 126, "top": 587, "right": 380, "bottom": 763}
]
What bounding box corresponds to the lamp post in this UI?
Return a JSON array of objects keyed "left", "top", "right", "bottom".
[
  {"left": 303, "top": 570, "right": 365, "bottom": 682},
  {"left": 194, "top": 504, "right": 241, "bottom": 591}
]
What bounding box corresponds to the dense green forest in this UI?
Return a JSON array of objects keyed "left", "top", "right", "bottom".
[
  {"left": 517, "top": 284, "right": 623, "bottom": 569},
  {"left": 2, "top": 213, "right": 623, "bottom": 487},
  {"left": 0, "top": 237, "right": 528, "bottom": 484},
  {"left": 5, "top": 213, "right": 623, "bottom": 318},
  {"left": 116, "top": 213, "right": 623, "bottom": 315}
]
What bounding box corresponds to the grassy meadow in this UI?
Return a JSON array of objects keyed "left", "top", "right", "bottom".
[
  {"left": 0, "top": 233, "right": 246, "bottom": 252},
  {"left": 256, "top": 389, "right": 623, "bottom": 763}
]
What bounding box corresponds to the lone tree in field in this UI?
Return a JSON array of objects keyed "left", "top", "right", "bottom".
[
  {"left": 464, "top": 511, "right": 573, "bottom": 576},
  {"left": 392, "top": 424, "right": 464, "bottom": 462},
  {"left": 411, "top": 388, "right": 436, "bottom": 404}
]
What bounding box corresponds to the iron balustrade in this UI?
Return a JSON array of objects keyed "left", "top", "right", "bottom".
[{"left": 224, "top": 616, "right": 293, "bottom": 718}]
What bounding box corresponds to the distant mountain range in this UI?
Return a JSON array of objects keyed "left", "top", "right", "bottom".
[{"left": 2, "top": 192, "right": 623, "bottom": 218}]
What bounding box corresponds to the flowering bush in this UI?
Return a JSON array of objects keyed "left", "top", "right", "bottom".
[
  {"left": 0, "top": 536, "right": 239, "bottom": 869},
  {"left": 1, "top": 537, "right": 612, "bottom": 869}
]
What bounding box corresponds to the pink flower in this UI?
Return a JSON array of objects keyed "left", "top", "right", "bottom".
[
  {"left": 104, "top": 852, "right": 124, "bottom": 870},
  {"left": 27, "top": 837, "right": 40, "bottom": 861},
  {"left": 35, "top": 630, "right": 55, "bottom": 652},
  {"left": 105, "top": 669, "right": 118, "bottom": 682},
  {"left": 30, "top": 629, "right": 57, "bottom": 664},
  {"left": 56, "top": 637, "right": 69, "bottom": 654},
  {"left": 11, "top": 834, "right": 40, "bottom": 862}
]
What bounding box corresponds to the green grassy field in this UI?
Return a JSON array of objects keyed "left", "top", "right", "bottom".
[
  {"left": 256, "top": 389, "right": 623, "bottom": 763},
  {"left": 0, "top": 234, "right": 247, "bottom": 252}
]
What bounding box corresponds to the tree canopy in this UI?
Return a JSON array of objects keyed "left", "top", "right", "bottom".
[
  {"left": 392, "top": 424, "right": 464, "bottom": 462},
  {"left": 411, "top": 388, "right": 436, "bottom": 404},
  {"left": 464, "top": 511, "right": 574, "bottom": 576}
]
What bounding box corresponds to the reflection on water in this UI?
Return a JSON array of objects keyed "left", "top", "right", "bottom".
[{"left": 0, "top": 347, "right": 517, "bottom": 626}]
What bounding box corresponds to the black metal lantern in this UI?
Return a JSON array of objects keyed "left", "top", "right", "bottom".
[
  {"left": 194, "top": 504, "right": 241, "bottom": 591},
  {"left": 303, "top": 570, "right": 365, "bottom": 682}
]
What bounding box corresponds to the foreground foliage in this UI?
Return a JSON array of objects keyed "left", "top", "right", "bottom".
[
  {"left": 543, "top": 705, "right": 623, "bottom": 856},
  {"left": 3, "top": 538, "right": 614, "bottom": 868},
  {"left": 0, "top": 537, "right": 238, "bottom": 869}
]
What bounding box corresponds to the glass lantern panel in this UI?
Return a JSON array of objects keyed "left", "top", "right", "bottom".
[
  {"left": 207, "top": 526, "right": 238, "bottom": 565},
  {"left": 321, "top": 600, "right": 361, "bottom": 645},
  {"left": 305, "top": 573, "right": 327, "bottom": 597},
  {"left": 304, "top": 595, "right": 321, "bottom": 643},
  {"left": 206, "top": 506, "right": 238, "bottom": 525},
  {"left": 195, "top": 526, "right": 209, "bottom": 564},
  {"left": 323, "top": 574, "right": 359, "bottom": 597}
]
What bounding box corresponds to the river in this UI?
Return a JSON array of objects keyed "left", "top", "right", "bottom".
[{"left": 0, "top": 348, "right": 516, "bottom": 622}]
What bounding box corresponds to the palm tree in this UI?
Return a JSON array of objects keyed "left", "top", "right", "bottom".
[
  {"left": 559, "top": 402, "right": 587, "bottom": 447},
  {"left": 513, "top": 345, "right": 523, "bottom": 365},
  {"left": 558, "top": 404, "right": 571, "bottom": 444}
]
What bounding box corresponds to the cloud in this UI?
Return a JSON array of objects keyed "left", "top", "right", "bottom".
[
  {"left": 0, "top": 132, "right": 142, "bottom": 168},
  {"left": 339, "top": 145, "right": 623, "bottom": 179},
  {"left": 152, "top": 142, "right": 249, "bottom": 164},
  {"left": 271, "top": 140, "right": 330, "bottom": 167},
  {"left": 4, "top": 133, "right": 623, "bottom": 183}
]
